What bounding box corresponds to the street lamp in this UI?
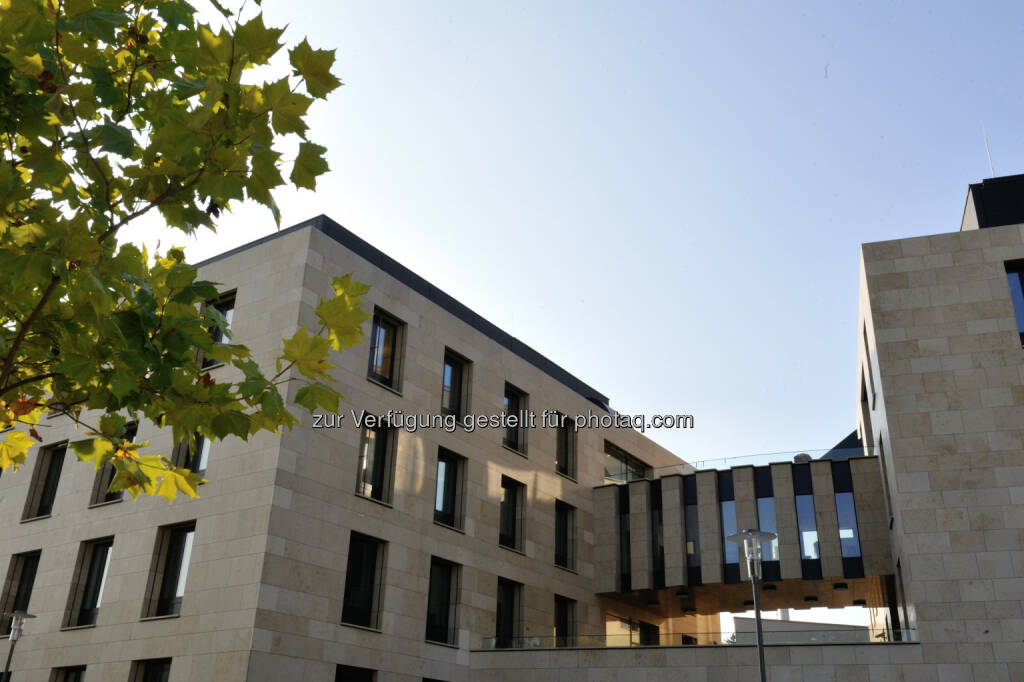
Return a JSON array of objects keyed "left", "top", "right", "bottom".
[
  {"left": 728, "top": 529, "right": 776, "bottom": 682},
  {"left": 2, "top": 610, "right": 36, "bottom": 682}
]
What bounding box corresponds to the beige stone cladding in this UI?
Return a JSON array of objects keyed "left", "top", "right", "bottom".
[
  {"left": 858, "top": 222, "right": 1024, "bottom": 681},
  {"left": 0, "top": 227, "right": 314, "bottom": 681}
]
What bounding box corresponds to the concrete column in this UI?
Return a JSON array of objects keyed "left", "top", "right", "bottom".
[
  {"left": 660, "top": 475, "right": 685, "bottom": 587},
  {"left": 771, "top": 463, "right": 802, "bottom": 579},
  {"left": 696, "top": 471, "right": 722, "bottom": 584},
  {"left": 628, "top": 479, "right": 652, "bottom": 591},
  {"left": 811, "top": 460, "right": 842, "bottom": 578},
  {"left": 732, "top": 466, "right": 757, "bottom": 581},
  {"left": 593, "top": 485, "right": 619, "bottom": 594}
]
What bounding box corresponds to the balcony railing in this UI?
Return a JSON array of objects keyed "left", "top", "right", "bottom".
[{"left": 480, "top": 627, "right": 915, "bottom": 650}]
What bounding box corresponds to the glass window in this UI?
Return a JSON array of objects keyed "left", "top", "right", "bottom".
[
  {"left": 25, "top": 442, "right": 66, "bottom": 518},
  {"left": 796, "top": 495, "right": 819, "bottom": 560},
  {"left": 336, "top": 665, "right": 375, "bottom": 682},
  {"left": 1005, "top": 263, "right": 1024, "bottom": 345},
  {"left": 186, "top": 435, "right": 212, "bottom": 477},
  {"left": 756, "top": 497, "right": 780, "bottom": 561},
  {"left": 720, "top": 500, "right": 738, "bottom": 564},
  {"left": 342, "top": 532, "right": 385, "bottom": 628},
  {"left": 53, "top": 666, "right": 87, "bottom": 682},
  {"left": 555, "top": 500, "right": 575, "bottom": 569},
  {"left": 133, "top": 659, "right": 171, "bottom": 682},
  {"left": 1, "top": 551, "right": 40, "bottom": 634},
  {"left": 358, "top": 425, "right": 392, "bottom": 503},
  {"left": 425, "top": 557, "right": 458, "bottom": 645},
  {"left": 92, "top": 422, "right": 137, "bottom": 504},
  {"left": 495, "top": 577, "right": 521, "bottom": 649},
  {"left": 835, "top": 492, "right": 862, "bottom": 558},
  {"left": 683, "top": 475, "right": 700, "bottom": 568},
  {"left": 201, "top": 292, "right": 235, "bottom": 368},
  {"left": 603, "top": 441, "right": 651, "bottom": 483},
  {"left": 554, "top": 413, "right": 576, "bottom": 478},
  {"left": 433, "top": 449, "right": 463, "bottom": 528},
  {"left": 155, "top": 523, "right": 195, "bottom": 616},
  {"left": 554, "top": 595, "right": 576, "bottom": 647},
  {"left": 368, "top": 311, "right": 400, "bottom": 386},
  {"left": 74, "top": 538, "right": 113, "bottom": 626},
  {"left": 502, "top": 384, "right": 527, "bottom": 452},
  {"left": 441, "top": 350, "right": 469, "bottom": 417},
  {"left": 499, "top": 476, "right": 524, "bottom": 549}
]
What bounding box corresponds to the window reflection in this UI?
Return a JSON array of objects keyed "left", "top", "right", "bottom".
[
  {"left": 835, "top": 492, "right": 862, "bottom": 558},
  {"left": 796, "top": 495, "right": 819, "bottom": 560},
  {"left": 756, "top": 497, "right": 780, "bottom": 560}
]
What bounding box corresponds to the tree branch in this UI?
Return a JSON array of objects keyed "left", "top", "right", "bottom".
[{"left": 0, "top": 276, "right": 61, "bottom": 390}]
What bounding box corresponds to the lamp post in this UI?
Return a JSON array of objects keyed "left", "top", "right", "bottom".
[
  {"left": 728, "top": 529, "right": 776, "bottom": 682},
  {"left": 2, "top": 610, "right": 35, "bottom": 682}
]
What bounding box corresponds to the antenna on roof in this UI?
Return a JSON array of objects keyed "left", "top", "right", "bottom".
[{"left": 982, "top": 123, "right": 995, "bottom": 177}]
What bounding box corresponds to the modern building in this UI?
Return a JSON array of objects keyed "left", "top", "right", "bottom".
[{"left": 2, "top": 174, "right": 1024, "bottom": 681}]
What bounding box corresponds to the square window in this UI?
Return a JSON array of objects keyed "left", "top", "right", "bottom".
[
  {"left": 200, "top": 292, "right": 236, "bottom": 369},
  {"left": 554, "top": 500, "right": 576, "bottom": 570},
  {"left": 91, "top": 423, "right": 137, "bottom": 505},
  {"left": 130, "top": 658, "right": 171, "bottom": 682},
  {"left": 433, "top": 448, "right": 465, "bottom": 529},
  {"left": 494, "top": 577, "right": 522, "bottom": 649},
  {"left": 356, "top": 424, "right": 395, "bottom": 503},
  {"left": 367, "top": 309, "right": 404, "bottom": 389},
  {"left": 499, "top": 476, "right": 525, "bottom": 550},
  {"left": 425, "top": 556, "right": 460, "bottom": 645},
  {"left": 66, "top": 537, "right": 113, "bottom": 627},
  {"left": 502, "top": 383, "right": 528, "bottom": 454},
  {"left": 341, "top": 531, "right": 386, "bottom": 629},
  {"left": 0, "top": 550, "right": 40, "bottom": 635},
  {"left": 441, "top": 349, "right": 471, "bottom": 418},
  {"left": 23, "top": 441, "right": 66, "bottom": 519},
  {"left": 144, "top": 522, "right": 195, "bottom": 617}
]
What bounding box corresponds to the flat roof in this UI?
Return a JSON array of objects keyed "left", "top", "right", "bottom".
[
  {"left": 965, "top": 173, "right": 1024, "bottom": 229},
  {"left": 194, "top": 215, "right": 613, "bottom": 412}
]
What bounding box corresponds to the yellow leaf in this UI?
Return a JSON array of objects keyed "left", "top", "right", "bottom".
[
  {"left": 0, "top": 431, "right": 34, "bottom": 471},
  {"left": 281, "top": 325, "right": 334, "bottom": 378}
]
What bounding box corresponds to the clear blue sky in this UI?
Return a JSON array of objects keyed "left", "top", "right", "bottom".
[{"left": 123, "top": 1, "right": 1024, "bottom": 462}]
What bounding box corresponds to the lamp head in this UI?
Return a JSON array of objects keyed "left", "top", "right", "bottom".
[{"left": 726, "top": 528, "right": 777, "bottom": 581}]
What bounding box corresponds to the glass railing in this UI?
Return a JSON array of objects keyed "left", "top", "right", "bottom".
[
  {"left": 647, "top": 446, "right": 875, "bottom": 478},
  {"left": 480, "top": 627, "right": 915, "bottom": 650}
]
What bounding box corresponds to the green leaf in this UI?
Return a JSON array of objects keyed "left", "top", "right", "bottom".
[
  {"left": 281, "top": 325, "right": 334, "bottom": 378},
  {"left": 70, "top": 437, "right": 115, "bottom": 471},
  {"left": 288, "top": 39, "right": 342, "bottom": 98},
  {"left": 96, "top": 121, "right": 135, "bottom": 157},
  {"left": 295, "top": 381, "right": 340, "bottom": 413},
  {"left": 290, "top": 142, "right": 329, "bottom": 190},
  {"left": 236, "top": 13, "right": 284, "bottom": 65},
  {"left": 211, "top": 412, "right": 251, "bottom": 439}
]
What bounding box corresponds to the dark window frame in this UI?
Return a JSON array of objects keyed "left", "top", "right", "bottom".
[
  {"left": 433, "top": 448, "right": 465, "bottom": 530},
  {"left": 424, "top": 556, "right": 460, "bottom": 645},
  {"left": 502, "top": 383, "right": 528, "bottom": 454},
  {"left": 0, "top": 550, "right": 41, "bottom": 635},
  {"left": 499, "top": 476, "right": 525, "bottom": 551},
  {"left": 91, "top": 422, "right": 137, "bottom": 505},
  {"left": 554, "top": 594, "right": 576, "bottom": 648},
  {"left": 603, "top": 441, "right": 651, "bottom": 483},
  {"left": 356, "top": 423, "right": 396, "bottom": 504},
  {"left": 441, "top": 348, "right": 471, "bottom": 419},
  {"left": 130, "top": 658, "right": 172, "bottom": 682},
  {"left": 171, "top": 433, "right": 212, "bottom": 478},
  {"left": 143, "top": 522, "right": 196, "bottom": 618},
  {"left": 23, "top": 441, "right": 67, "bottom": 519},
  {"left": 52, "top": 666, "right": 87, "bottom": 682},
  {"left": 199, "top": 291, "right": 236, "bottom": 369},
  {"left": 341, "top": 531, "right": 386, "bottom": 629},
  {"left": 66, "top": 537, "right": 114, "bottom": 627},
  {"left": 554, "top": 500, "right": 576, "bottom": 570},
  {"left": 336, "top": 664, "right": 375, "bottom": 682},
  {"left": 367, "top": 308, "right": 404, "bottom": 389},
  {"left": 554, "top": 412, "right": 577, "bottom": 479},
  {"left": 1005, "top": 260, "right": 1024, "bottom": 346},
  {"left": 494, "top": 577, "right": 522, "bottom": 649}
]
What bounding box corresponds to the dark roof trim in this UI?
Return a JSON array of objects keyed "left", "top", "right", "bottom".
[
  {"left": 966, "top": 173, "right": 1024, "bottom": 229},
  {"left": 193, "top": 215, "right": 613, "bottom": 412}
]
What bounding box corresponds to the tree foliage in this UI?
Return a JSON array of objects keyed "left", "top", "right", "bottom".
[{"left": 0, "top": 0, "right": 366, "bottom": 500}]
